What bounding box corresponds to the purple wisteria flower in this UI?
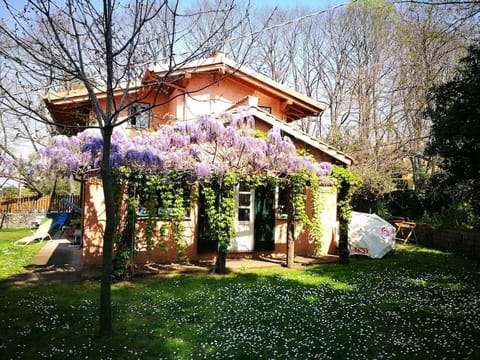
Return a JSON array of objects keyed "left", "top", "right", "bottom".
[{"left": 35, "top": 113, "right": 332, "bottom": 183}]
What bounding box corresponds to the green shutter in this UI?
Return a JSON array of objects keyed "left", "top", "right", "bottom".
[{"left": 197, "top": 185, "right": 219, "bottom": 253}]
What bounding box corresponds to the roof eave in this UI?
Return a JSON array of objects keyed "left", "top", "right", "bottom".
[
  {"left": 43, "top": 80, "right": 144, "bottom": 106},
  {"left": 247, "top": 107, "right": 354, "bottom": 167},
  {"left": 149, "top": 57, "right": 326, "bottom": 118}
]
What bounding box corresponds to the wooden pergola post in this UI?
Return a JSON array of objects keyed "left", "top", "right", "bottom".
[{"left": 337, "top": 182, "right": 350, "bottom": 264}]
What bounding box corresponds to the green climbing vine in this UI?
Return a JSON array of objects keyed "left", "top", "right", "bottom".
[
  {"left": 142, "top": 173, "right": 192, "bottom": 261},
  {"left": 331, "top": 165, "right": 362, "bottom": 223},
  {"left": 170, "top": 185, "right": 188, "bottom": 262},
  {"left": 308, "top": 171, "right": 322, "bottom": 254},
  {"left": 331, "top": 165, "right": 362, "bottom": 263},
  {"left": 111, "top": 161, "right": 336, "bottom": 277},
  {"left": 143, "top": 174, "right": 167, "bottom": 254},
  {"left": 289, "top": 171, "right": 310, "bottom": 228},
  {"left": 205, "top": 173, "right": 236, "bottom": 247},
  {"left": 287, "top": 169, "right": 331, "bottom": 254},
  {"left": 110, "top": 170, "right": 195, "bottom": 279},
  {"left": 202, "top": 171, "right": 237, "bottom": 273},
  {"left": 112, "top": 173, "right": 138, "bottom": 280}
]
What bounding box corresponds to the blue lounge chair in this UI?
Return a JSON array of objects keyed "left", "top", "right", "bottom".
[{"left": 50, "top": 213, "right": 70, "bottom": 232}]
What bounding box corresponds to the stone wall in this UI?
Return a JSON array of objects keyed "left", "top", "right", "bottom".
[
  {"left": 0, "top": 212, "right": 47, "bottom": 229},
  {"left": 416, "top": 223, "right": 480, "bottom": 262}
]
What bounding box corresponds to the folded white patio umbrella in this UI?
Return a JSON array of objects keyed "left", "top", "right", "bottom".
[{"left": 348, "top": 211, "right": 396, "bottom": 258}]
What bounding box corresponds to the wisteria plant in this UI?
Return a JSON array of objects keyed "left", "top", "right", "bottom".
[{"left": 36, "top": 111, "right": 333, "bottom": 274}]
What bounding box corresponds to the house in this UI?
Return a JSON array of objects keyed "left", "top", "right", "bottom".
[{"left": 44, "top": 51, "right": 354, "bottom": 266}]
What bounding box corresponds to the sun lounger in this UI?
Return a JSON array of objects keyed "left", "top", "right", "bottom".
[
  {"left": 50, "top": 213, "right": 70, "bottom": 232},
  {"left": 14, "top": 218, "right": 53, "bottom": 246}
]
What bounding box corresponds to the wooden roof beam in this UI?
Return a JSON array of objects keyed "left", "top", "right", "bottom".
[{"left": 280, "top": 99, "right": 293, "bottom": 113}]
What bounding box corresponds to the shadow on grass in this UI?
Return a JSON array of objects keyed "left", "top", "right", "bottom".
[{"left": 1, "top": 244, "right": 479, "bottom": 359}]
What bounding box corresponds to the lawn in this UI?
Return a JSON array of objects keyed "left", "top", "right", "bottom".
[
  {"left": 0, "top": 240, "right": 479, "bottom": 359},
  {"left": 0, "top": 228, "right": 44, "bottom": 280}
]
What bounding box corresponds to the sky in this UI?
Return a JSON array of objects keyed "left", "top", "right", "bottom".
[
  {"left": 0, "top": 0, "right": 348, "bottom": 19},
  {"left": 244, "top": 0, "right": 346, "bottom": 9},
  {"left": 174, "top": 0, "right": 348, "bottom": 13}
]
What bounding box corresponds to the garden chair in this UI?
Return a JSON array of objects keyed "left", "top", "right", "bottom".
[
  {"left": 394, "top": 220, "right": 417, "bottom": 243},
  {"left": 14, "top": 218, "right": 53, "bottom": 246}
]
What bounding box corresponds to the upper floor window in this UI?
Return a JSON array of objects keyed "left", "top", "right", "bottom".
[
  {"left": 129, "top": 103, "right": 150, "bottom": 129},
  {"left": 258, "top": 105, "right": 272, "bottom": 114}
]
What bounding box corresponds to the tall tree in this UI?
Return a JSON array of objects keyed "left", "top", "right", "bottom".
[
  {"left": 180, "top": 0, "right": 272, "bottom": 69},
  {"left": 394, "top": 2, "right": 476, "bottom": 189},
  {"left": 307, "top": 5, "right": 356, "bottom": 144},
  {"left": 425, "top": 42, "right": 480, "bottom": 213},
  {"left": 0, "top": 27, "right": 53, "bottom": 194},
  {"left": 0, "top": 0, "right": 251, "bottom": 337}
]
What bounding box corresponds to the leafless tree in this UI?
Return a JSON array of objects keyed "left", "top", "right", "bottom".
[
  {"left": 0, "top": 0, "right": 253, "bottom": 337},
  {"left": 306, "top": 7, "right": 356, "bottom": 143},
  {"left": 256, "top": 1, "right": 476, "bottom": 199},
  {"left": 0, "top": 31, "right": 52, "bottom": 194},
  {"left": 179, "top": 0, "right": 258, "bottom": 63},
  {"left": 393, "top": 2, "right": 477, "bottom": 188},
  {"left": 394, "top": 0, "right": 480, "bottom": 17}
]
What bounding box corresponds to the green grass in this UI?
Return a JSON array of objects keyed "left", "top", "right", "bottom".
[
  {"left": 0, "top": 244, "right": 479, "bottom": 359},
  {"left": 0, "top": 228, "right": 45, "bottom": 280}
]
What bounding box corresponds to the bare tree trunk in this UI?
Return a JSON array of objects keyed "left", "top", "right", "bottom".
[
  {"left": 215, "top": 249, "right": 227, "bottom": 274},
  {"left": 99, "top": 127, "right": 115, "bottom": 337},
  {"left": 47, "top": 176, "right": 58, "bottom": 213},
  {"left": 98, "top": 0, "right": 115, "bottom": 336},
  {"left": 286, "top": 184, "right": 295, "bottom": 268}
]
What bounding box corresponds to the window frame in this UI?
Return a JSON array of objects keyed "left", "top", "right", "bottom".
[
  {"left": 136, "top": 182, "right": 192, "bottom": 221},
  {"left": 276, "top": 186, "right": 288, "bottom": 220},
  {"left": 129, "top": 102, "right": 151, "bottom": 129},
  {"left": 258, "top": 105, "right": 272, "bottom": 114}
]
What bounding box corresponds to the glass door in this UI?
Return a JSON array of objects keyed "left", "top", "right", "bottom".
[{"left": 230, "top": 183, "right": 254, "bottom": 251}]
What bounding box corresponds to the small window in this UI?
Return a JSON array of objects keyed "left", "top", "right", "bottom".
[
  {"left": 129, "top": 103, "right": 150, "bottom": 129},
  {"left": 136, "top": 182, "right": 192, "bottom": 220},
  {"left": 258, "top": 105, "right": 272, "bottom": 114},
  {"left": 237, "top": 183, "right": 252, "bottom": 222}
]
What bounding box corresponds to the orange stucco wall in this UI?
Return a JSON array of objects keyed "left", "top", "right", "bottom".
[
  {"left": 82, "top": 177, "right": 337, "bottom": 265},
  {"left": 91, "top": 74, "right": 289, "bottom": 124},
  {"left": 82, "top": 177, "right": 106, "bottom": 265},
  {"left": 178, "top": 74, "right": 285, "bottom": 120},
  {"left": 80, "top": 73, "right": 339, "bottom": 265},
  {"left": 273, "top": 187, "right": 337, "bottom": 256}
]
